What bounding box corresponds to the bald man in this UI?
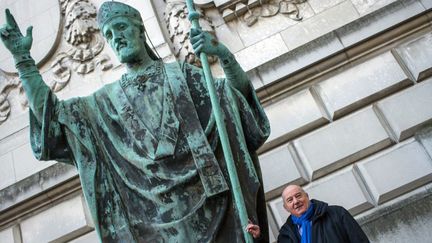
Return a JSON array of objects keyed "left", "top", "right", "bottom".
[{"left": 246, "top": 185, "right": 369, "bottom": 243}]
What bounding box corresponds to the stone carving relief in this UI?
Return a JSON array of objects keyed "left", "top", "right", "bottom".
[
  {"left": 51, "top": 0, "right": 112, "bottom": 92},
  {"left": 164, "top": 0, "right": 306, "bottom": 65},
  {"left": 0, "top": 73, "right": 26, "bottom": 125},
  {"left": 195, "top": 0, "right": 307, "bottom": 26},
  {"left": 164, "top": 0, "right": 217, "bottom": 66}
]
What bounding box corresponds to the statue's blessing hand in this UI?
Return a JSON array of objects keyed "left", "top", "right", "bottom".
[{"left": 0, "top": 9, "right": 33, "bottom": 55}]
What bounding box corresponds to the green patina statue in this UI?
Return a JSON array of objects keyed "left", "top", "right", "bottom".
[{"left": 0, "top": 1, "right": 270, "bottom": 242}]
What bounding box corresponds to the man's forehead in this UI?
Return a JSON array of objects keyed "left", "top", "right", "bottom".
[{"left": 282, "top": 185, "right": 304, "bottom": 198}]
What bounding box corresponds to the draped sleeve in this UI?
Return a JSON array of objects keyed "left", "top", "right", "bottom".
[
  {"left": 29, "top": 90, "right": 72, "bottom": 164},
  {"left": 228, "top": 81, "right": 270, "bottom": 151},
  {"left": 181, "top": 62, "right": 270, "bottom": 151},
  {"left": 29, "top": 89, "right": 96, "bottom": 166},
  {"left": 181, "top": 61, "right": 271, "bottom": 242},
  {"left": 28, "top": 88, "right": 102, "bottom": 235}
]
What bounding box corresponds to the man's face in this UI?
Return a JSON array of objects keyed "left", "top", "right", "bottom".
[
  {"left": 282, "top": 185, "right": 310, "bottom": 218},
  {"left": 102, "top": 17, "right": 146, "bottom": 63}
]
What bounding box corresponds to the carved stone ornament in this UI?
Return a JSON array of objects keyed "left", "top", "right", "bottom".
[
  {"left": 195, "top": 0, "right": 308, "bottom": 27},
  {"left": 51, "top": 0, "right": 113, "bottom": 92},
  {"left": 164, "top": 0, "right": 217, "bottom": 66},
  {"left": 0, "top": 72, "right": 26, "bottom": 125}
]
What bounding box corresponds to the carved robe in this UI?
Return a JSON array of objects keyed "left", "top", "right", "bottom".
[{"left": 29, "top": 61, "right": 270, "bottom": 242}]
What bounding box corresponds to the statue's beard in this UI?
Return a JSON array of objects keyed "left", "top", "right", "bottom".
[
  {"left": 112, "top": 38, "right": 147, "bottom": 64},
  {"left": 115, "top": 42, "right": 134, "bottom": 62},
  {"left": 117, "top": 47, "right": 144, "bottom": 64}
]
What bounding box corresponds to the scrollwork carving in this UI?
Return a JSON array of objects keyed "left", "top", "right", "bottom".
[
  {"left": 0, "top": 74, "right": 25, "bottom": 125},
  {"left": 196, "top": 0, "right": 307, "bottom": 27},
  {"left": 51, "top": 0, "right": 112, "bottom": 92},
  {"left": 0, "top": 93, "right": 11, "bottom": 124},
  {"left": 165, "top": 0, "right": 217, "bottom": 66}
]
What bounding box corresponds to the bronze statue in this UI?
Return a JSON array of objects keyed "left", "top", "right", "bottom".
[{"left": 0, "top": 1, "right": 270, "bottom": 242}]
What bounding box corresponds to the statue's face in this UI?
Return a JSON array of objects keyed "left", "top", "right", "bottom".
[{"left": 102, "top": 16, "right": 146, "bottom": 63}]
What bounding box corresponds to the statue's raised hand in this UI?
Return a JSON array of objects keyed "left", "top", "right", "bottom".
[{"left": 0, "top": 9, "right": 33, "bottom": 56}]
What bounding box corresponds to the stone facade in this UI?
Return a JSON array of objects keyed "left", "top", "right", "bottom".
[{"left": 1, "top": 0, "right": 432, "bottom": 242}]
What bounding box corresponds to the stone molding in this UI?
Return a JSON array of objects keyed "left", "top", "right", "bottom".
[
  {"left": 0, "top": 163, "right": 80, "bottom": 229},
  {"left": 256, "top": 9, "right": 432, "bottom": 104}
]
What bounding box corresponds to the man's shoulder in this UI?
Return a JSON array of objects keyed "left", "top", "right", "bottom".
[
  {"left": 279, "top": 215, "right": 295, "bottom": 232},
  {"left": 327, "top": 204, "right": 350, "bottom": 214},
  {"left": 321, "top": 204, "right": 352, "bottom": 223},
  {"left": 310, "top": 199, "right": 351, "bottom": 219},
  {"left": 278, "top": 216, "right": 293, "bottom": 234}
]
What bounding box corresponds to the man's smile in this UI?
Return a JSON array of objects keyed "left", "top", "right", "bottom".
[{"left": 294, "top": 204, "right": 304, "bottom": 210}]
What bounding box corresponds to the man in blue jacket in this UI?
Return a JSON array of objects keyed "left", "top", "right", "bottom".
[{"left": 247, "top": 185, "right": 369, "bottom": 243}]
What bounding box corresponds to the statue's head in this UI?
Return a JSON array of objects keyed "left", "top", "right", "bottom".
[{"left": 97, "top": 1, "right": 158, "bottom": 63}]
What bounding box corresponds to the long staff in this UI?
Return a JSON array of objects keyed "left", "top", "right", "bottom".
[{"left": 185, "top": 1, "right": 253, "bottom": 242}]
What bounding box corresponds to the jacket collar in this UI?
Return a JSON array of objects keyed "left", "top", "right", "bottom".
[
  {"left": 279, "top": 199, "right": 330, "bottom": 239},
  {"left": 310, "top": 199, "right": 328, "bottom": 222}
]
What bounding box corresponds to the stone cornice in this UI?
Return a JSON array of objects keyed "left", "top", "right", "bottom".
[
  {"left": 256, "top": 9, "right": 432, "bottom": 105},
  {"left": 0, "top": 163, "right": 81, "bottom": 229}
]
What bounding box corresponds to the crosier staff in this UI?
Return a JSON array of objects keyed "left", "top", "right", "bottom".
[{"left": 185, "top": 1, "right": 254, "bottom": 242}]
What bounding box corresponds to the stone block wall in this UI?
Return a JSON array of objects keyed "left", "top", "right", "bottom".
[
  {"left": 262, "top": 28, "right": 432, "bottom": 239},
  {"left": 1, "top": 0, "right": 432, "bottom": 242}
]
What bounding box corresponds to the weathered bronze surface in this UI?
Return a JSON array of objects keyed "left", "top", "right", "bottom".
[{"left": 0, "top": 1, "right": 270, "bottom": 242}]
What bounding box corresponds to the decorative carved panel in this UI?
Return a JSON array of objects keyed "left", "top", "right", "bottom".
[
  {"left": 0, "top": 0, "right": 114, "bottom": 125},
  {"left": 0, "top": 73, "right": 25, "bottom": 125},
  {"left": 165, "top": 0, "right": 217, "bottom": 66},
  {"left": 51, "top": 0, "right": 112, "bottom": 92},
  {"left": 194, "top": 0, "right": 307, "bottom": 26}
]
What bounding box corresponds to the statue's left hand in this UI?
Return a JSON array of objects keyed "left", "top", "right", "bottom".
[{"left": 190, "top": 28, "right": 229, "bottom": 58}]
